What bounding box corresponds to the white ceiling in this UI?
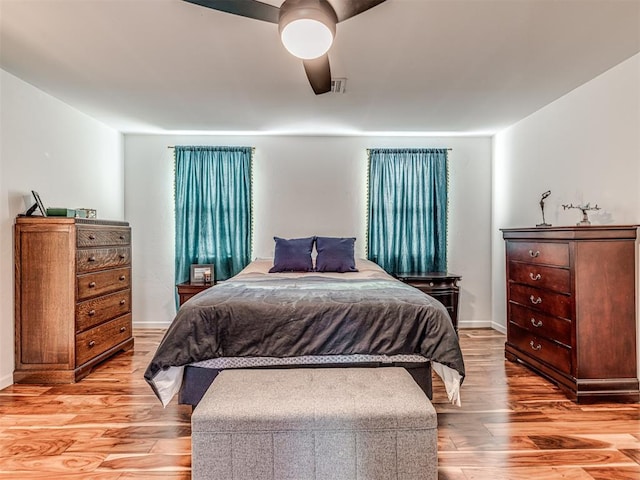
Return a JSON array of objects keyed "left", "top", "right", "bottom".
[{"left": 1, "top": 0, "right": 639, "bottom": 135}]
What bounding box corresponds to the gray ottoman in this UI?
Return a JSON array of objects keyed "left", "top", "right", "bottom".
[{"left": 191, "top": 367, "right": 438, "bottom": 480}]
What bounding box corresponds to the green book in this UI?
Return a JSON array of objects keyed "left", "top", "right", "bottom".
[{"left": 46, "top": 208, "right": 76, "bottom": 217}]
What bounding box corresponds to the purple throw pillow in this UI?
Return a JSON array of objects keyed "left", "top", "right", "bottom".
[
  {"left": 269, "top": 236, "right": 315, "bottom": 272},
  {"left": 315, "top": 237, "right": 358, "bottom": 273}
]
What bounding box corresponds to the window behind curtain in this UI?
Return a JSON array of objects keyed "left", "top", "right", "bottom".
[
  {"left": 174, "top": 146, "right": 253, "bottom": 297},
  {"left": 367, "top": 148, "right": 448, "bottom": 275}
]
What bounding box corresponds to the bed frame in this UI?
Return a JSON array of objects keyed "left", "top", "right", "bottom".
[{"left": 179, "top": 361, "right": 433, "bottom": 407}]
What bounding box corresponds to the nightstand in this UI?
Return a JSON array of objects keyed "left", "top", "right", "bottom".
[
  {"left": 176, "top": 281, "right": 214, "bottom": 306},
  {"left": 395, "top": 272, "right": 461, "bottom": 334}
]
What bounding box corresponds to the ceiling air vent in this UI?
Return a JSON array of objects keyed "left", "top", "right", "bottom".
[{"left": 331, "top": 78, "right": 347, "bottom": 93}]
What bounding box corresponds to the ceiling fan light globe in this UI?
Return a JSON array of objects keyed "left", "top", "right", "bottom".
[{"left": 280, "top": 19, "right": 333, "bottom": 59}]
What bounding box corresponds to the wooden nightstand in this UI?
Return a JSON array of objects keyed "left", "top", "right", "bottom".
[
  {"left": 176, "top": 282, "right": 214, "bottom": 306},
  {"left": 395, "top": 272, "right": 461, "bottom": 334}
]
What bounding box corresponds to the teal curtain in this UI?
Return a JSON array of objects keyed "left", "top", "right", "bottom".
[
  {"left": 174, "top": 146, "right": 252, "bottom": 294},
  {"left": 368, "top": 148, "right": 448, "bottom": 274}
]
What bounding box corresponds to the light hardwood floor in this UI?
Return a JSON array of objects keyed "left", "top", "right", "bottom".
[{"left": 0, "top": 328, "right": 638, "bottom": 479}]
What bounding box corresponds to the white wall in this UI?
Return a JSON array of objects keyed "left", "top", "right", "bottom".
[
  {"left": 125, "top": 135, "right": 493, "bottom": 329},
  {"left": 0, "top": 70, "right": 124, "bottom": 389},
  {"left": 491, "top": 54, "right": 640, "bottom": 348}
]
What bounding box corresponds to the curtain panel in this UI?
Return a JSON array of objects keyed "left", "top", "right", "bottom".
[
  {"left": 367, "top": 148, "right": 448, "bottom": 275},
  {"left": 174, "top": 146, "right": 253, "bottom": 299}
]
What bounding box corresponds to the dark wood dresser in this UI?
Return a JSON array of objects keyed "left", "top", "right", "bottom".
[
  {"left": 14, "top": 217, "right": 134, "bottom": 383},
  {"left": 396, "top": 272, "right": 461, "bottom": 334},
  {"left": 502, "top": 226, "right": 638, "bottom": 402}
]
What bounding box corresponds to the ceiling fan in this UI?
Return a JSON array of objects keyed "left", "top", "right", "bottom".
[{"left": 182, "top": 0, "right": 388, "bottom": 94}]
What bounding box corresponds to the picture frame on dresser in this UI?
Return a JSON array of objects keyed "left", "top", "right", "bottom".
[
  {"left": 190, "top": 264, "right": 214, "bottom": 284},
  {"left": 25, "top": 190, "right": 47, "bottom": 217}
]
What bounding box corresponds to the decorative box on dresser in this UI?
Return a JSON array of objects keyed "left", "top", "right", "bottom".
[
  {"left": 14, "top": 217, "right": 134, "bottom": 383},
  {"left": 502, "top": 226, "right": 639, "bottom": 402}
]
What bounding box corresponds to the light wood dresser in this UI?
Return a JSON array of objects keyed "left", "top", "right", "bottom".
[
  {"left": 502, "top": 226, "right": 639, "bottom": 402},
  {"left": 14, "top": 217, "right": 134, "bottom": 383}
]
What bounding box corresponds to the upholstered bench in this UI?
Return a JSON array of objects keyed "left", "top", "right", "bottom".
[{"left": 191, "top": 367, "right": 438, "bottom": 480}]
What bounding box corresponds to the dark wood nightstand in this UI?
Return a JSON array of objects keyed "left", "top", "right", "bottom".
[
  {"left": 395, "top": 272, "right": 461, "bottom": 334},
  {"left": 176, "top": 281, "right": 214, "bottom": 306}
]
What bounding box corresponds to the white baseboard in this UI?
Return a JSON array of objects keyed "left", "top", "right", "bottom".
[
  {"left": 0, "top": 373, "right": 13, "bottom": 390},
  {"left": 490, "top": 321, "right": 507, "bottom": 334},
  {"left": 458, "top": 320, "right": 492, "bottom": 329},
  {"left": 458, "top": 320, "right": 506, "bottom": 334},
  {"left": 133, "top": 321, "right": 172, "bottom": 329}
]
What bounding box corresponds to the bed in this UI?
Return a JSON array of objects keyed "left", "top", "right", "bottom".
[{"left": 144, "top": 257, "right": 465, "bottom": 407}]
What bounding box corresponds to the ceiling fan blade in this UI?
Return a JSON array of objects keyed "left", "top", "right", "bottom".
[
  {"left": 328, "top": 0, "right": 387, "bottom": 22},
  {"left": 182, "top": 0, "right": 280, "bottom": 23},
  {"left": 303, "top": 54, "right": 332, "bottom": 95}
]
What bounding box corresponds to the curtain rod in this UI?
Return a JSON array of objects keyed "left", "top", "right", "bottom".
[
  {"left": 168, "top": 146, "right": 452, "bottom": 150},
  {"left": 368, "top": 148, "right": 453, "bottom": 150},
  {"left": 167, "top": 146, "right": 256, "bottom": 150}
]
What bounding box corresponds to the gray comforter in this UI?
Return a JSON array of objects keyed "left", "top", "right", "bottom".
[{"left": 145, "top": 275, "right": 465, "bottom": 403}]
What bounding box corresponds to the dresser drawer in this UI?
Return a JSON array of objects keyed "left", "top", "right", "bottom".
[
  {"left": 76, "top": 267, "right": 130, "bottom": 301},
  {"left": 509, "top": 283, "right": 572, "bottom": 319},
  {"left": 75, "top": 314, "right": 132, "bottom": 366},
  {"left": 77, "top": 227, "right": 130, "bottom": 247},
  {"left": 507, "top": 241, "right": 569, "bottom": 267},
  {"left": 76, "top": 247, "right": 131, "bottom": 273},
  {"left": 76, "top": 289, "right": 131, "bottom": 333},
  {"left": 508, "top": 323, "right": 571, "bottom": 374},
  {"left": 509, "top": 303, "right": 572, "bottom": 346},
  {"left": 508, "top": 262, "right": 571, "bottom": 293}
]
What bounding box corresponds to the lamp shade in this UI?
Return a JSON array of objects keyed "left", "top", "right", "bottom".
[
  {"left": 278, "top": 0, "right": 337, "bottom": 60},
  {"left": 280, "top": 19, "right": 333, "bottom": 59}
]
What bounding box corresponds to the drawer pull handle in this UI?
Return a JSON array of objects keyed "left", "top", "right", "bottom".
[
  {"left": 529, "top": 250, "right": 540, "bottom": 258},
  {"left": 529, "top": 295, "right": 542, "bottom": 305},
  {"left": 88, "top": 309, "right": 96, "bottom": 317},
  {"left": 89, "top": 282, "right": 96, "bottom": 288},
  {"left": 529, "top": 341, "right": 541, "bottom": 351},
  {"left": 88, "top": 234, "right": 96, "bottom": 240},
  {"left": 119, "top": 275, "right": 126, "bottom": 281},
  {"left": 529, "top": 272, "right": 541, "bottom": 281},
  {"left": 120, "top": 299, "right": 126, "bottom": 305},
  {"left": 119, "top": 254, "right": 126, "bottom": 259},
  {"left": 88, "top": 340, "right": 96, "bottom": 348},
  {"left": 530, "top": 318, "right": 543, "bottom": 327},
  {"left": 119, "top": 235, "right": 125, "bottom": 240},
  {"left": 88, "top": 256, "right": 96, "bottom": 262},
  {"left": 120, "top": 326, "right": 126, "bottom": 333}
]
